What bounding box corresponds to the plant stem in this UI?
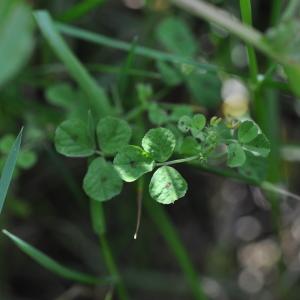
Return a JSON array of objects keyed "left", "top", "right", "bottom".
[
  {"left": 156, "top": 155, "right": 200, "bottom": 167},
  {"left": 144, "top": 189, "right": 207, "bottom": 300},
  {"left": 239, "top": 0, "right": 259, "bottom": 84},
  {"left": 98, "top": 233, "right": 129, "bottom": 300},
  {"left": 90, "top": 200, "right": 130, "bottom": 300}
]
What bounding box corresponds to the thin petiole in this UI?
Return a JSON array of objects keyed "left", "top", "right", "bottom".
[{"left": 156, "top": 155, "right": 200, "bottom": 167}]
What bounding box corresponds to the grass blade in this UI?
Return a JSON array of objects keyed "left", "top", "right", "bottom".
[
  {"left": 56, "top": 22, "right": 216, "bottom": 72},
  {"left": 0, "top": 128, "right": 23, "bottom": 215},
  {"left": 58, "top": 0, "right": 106, "bottom": 23},
  {"left": 2, "top": 229, "right": 111, "bottom": 285},
  {"left": 34, "top": 10, "right": 113, "bottom": 118}
]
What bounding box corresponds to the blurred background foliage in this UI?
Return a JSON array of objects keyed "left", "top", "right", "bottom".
[{"left": 2, "top": 0, "right": 300, "bottom": 299}]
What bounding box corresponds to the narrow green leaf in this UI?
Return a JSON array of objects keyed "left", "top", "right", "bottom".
[
  {"left": 83, "top": 158, "right": 123, "bottom": 202},
  {"left": 0, "top": 135, "right": 16, "bottom": 154},
  {"left": 58, "top": 0, "right": 106, "bottom": 23},
  {"left": 97, "top": 117, "right": 132, "bottom": 155},
  {"left": 227, "top": 143, "right": 246, "bottom": 167},
  {"left": 142, "top": 128, "right": 176, "bottom": 162},
  {"left": 243, "top": 134, "right": 271, "bottom": 157},
  {"left": 55, "top": 119, "right": 95, "bottom": 157},
  {"left": 238, "top": 120, "right": 259, "bottom": 144},
  {"left": 34, "top": 10, "right": 112, "bottom": 118},
  {"left": 113, "top": 145, "right": 154, "bottom": 182},
  {"left": 149, "top": 166, "right": 187, "bottom": 204},
  {"left": 2, "top": 230, "right": 108, "bottom": 285},
  {"left": 0, "top": 128, "right": 23, "bottom": 214},
  {"left": 56, "top": 22, "right": 215, "bottom": 72},
  {"left": 0, "top": 0, "right": 34, "bottom": 87}
]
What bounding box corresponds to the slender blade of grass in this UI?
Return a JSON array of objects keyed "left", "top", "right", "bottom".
[
  {"left": 34, "top": 10, "right": 113, "bottom": 118},
  {"left": 2, "top": 229, "right": 110, "bottom": 285},
  {"left": 0, "top": 128, "right": 23, "bottom": 215},
  {"left": 55, "top": 22, "right": 217, "bottom": 72},
  {"left": 239, "top": 0, "right": 259, "bottom": 84},
  {"left": 58, "top": 0, "right": 106, "bottom": 23}
]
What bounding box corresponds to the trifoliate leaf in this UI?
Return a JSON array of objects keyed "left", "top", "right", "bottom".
[
  {"left": 238, "top": 120, "right": 259, "bottom": 144},
  {"left": 242, "top": 134, "right": 270, "bottom": 157},
  {"left": 83, "top": 158, "right": 123, "bottom": 202},
  {"left": 142, "top": 128, "right": 176, "bottom": 162},
  {"left": 191, "top": 114, "right": 206, "bottom": 138},
  {"left": 149, "top": 166, "right": 187, "bottom": 204},
  {"left": 113, "top": 145, "right": 154, "bottom": 182},
  {"left": 97, "top": 117, "right": 132, "bottom": 155},
  {"left": 227, "top": 143, "right": 246, "bottom": 167},
  {"left": 55, "top": 119, "right": 95, "bottom": 157},
  {"left": 178, "top": 116, "right": 192, "bottom": 133}
]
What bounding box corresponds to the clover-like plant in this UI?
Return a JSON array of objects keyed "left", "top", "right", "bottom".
[{"left": 55, "top": 113, "right": 270, "bottom": 205}]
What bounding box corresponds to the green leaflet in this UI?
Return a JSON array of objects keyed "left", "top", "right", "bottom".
[
  {"left": 239, "top": 152, "right": 267, "bottom": 183},
  {"left": 149, "top": 166, "right": 187, "bottom": 204},
  {"left": 178, "top": 116, "right": 192, "bottom": 133},
  {"left": 142, "top": 128, "right": 176, "bottom": 162},
  {"left": 0, "top": 128, "right": 23, "bottom": 214},
  {"left": 238, "top": 120, "right": 259, "bottom": 144},
  {"left": 190, "top": 114, "right": 206, "bottom": 138},
  {"left": 227, "top": 143, "right": 246, "bottom": 168},
  {"left": 17, "top": 151, "right": 37, "bottom": 170},
  {"left": 55, "top": 119, "right": 95, "bottom": 157},
  {"left": 83, "top": 158, "right": 123, "bottom": 202},
  {"left": 155, "top": 16, "right": 198, "bottom": 57},
  {"left": 45, "top": 83, "right": 75, "bottom": 109},
  {"left": 97, "top": 117, "right": 132, "bottom": 155},
  {"left": 242, "top": 134, "right": 271, "bottom": 157},
  {"left": 179, "top": 136, "right": 201, "bottom": 156},
  {"left": 113, "top": 145, "right": 154, "bottom": 182},
  {"left": 2, "top": 230, "right": 109, "bottom": 285},
  {"left": 0, "top": 0, "right": 34, "bottom": 87}
]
